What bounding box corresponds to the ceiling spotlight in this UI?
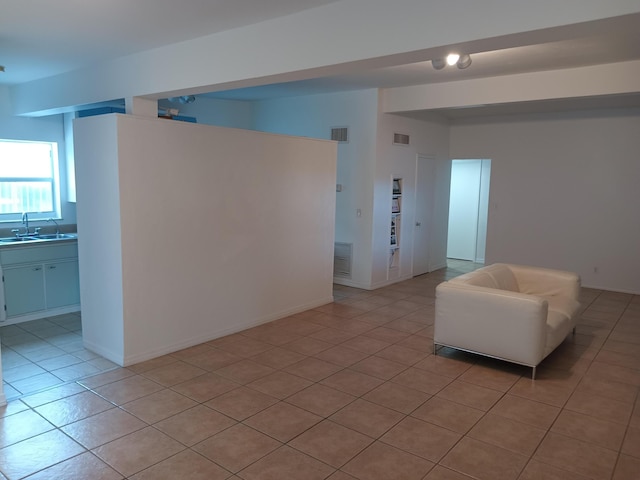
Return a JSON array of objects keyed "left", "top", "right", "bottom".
[
  {"left": 431, "top": 58, "right": 446, "bottom": 70},
  {"left": 446, "top": 54, "right": 460, "bottom": 66},
  {"left": 456, "top": 54, "right": 472, "bottom": 69}
]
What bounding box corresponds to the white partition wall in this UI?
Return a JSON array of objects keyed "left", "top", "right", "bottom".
[{"left": 75, "top": 114, "right": 337, "bottom": 365}]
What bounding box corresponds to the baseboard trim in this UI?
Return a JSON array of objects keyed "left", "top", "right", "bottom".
[{"left": 118, "top": 295, "right": 335, "bottom": 367}]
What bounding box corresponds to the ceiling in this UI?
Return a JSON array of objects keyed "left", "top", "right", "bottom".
[
  {"left": 206, "top": 25, "right": 640, "bottom": 101},
  {"left": 0, "top": 0, "right": 340, "bottom": 85},
  {"left": 1, "top": 2, "right": 639, "bottom": 117}
]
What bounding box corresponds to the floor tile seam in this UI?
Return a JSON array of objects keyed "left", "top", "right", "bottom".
[
  {"left": 68, "top": 405, "right": 152, "bottom": 444},
  {"left": 515, "top": 456, "right": 584, "bottom": 480},
  {"left": 240, "top": 376, "right": 404, "bottom": 442},
  {"left": 29, "top": 325, "right": 79, "bottom": 341},
  {"left": 87, "top": 376, "right": 168, "bottom": 406},
  {"left": 32, "top": 398, "right": 124, "bottom": 429},
  {"left": 137, "top": 366, "right": 210, "bottom": 387},
  {"left": 132, "top": 447, "right": 236, "bottom": 480},
  {"left": 526, "top": 429, "right": 621, "bottom": 480},
  {"left": 0, "top": 412, "right": 58, "bottom": 450},
  {"left": 408, "top": 397, "right": 487, "bottom": 437},
  {"left": 232, "top": 444, "right": 337, "bottom": 479},
  {"left": 284, "top": 420, "right": 376, "bottom": 470},
  {"left": 590, "top": 352, "right": 640, "bottom": 373},
  {"left": 9, "top": 449, "right": 90, "bottom": 480},
  {"left": 428, "top": 384, "right": 514, "bottom": 445},
  {"left": 144, "top": 418, "right": 236, "bottom": 453},
  {"left": 4, "top": 370, "right": 67, "bottom": 394},
  {"left": 535, "top": 425, "right": 623, "bottom": 461},
  {"left": 89, "top": 433, "right": 191, "bottom": 479},
  {"left": 325, "top": 391, "right": 410, "bottom": 438},
  {"left": 374, "top": 424, "right": 467, "bottom": 472},
  {"left": 444, "top": 433, "right": 532, "bottom": 479},
  {"left": 616, "top": 396, "right": 640, "bottom": 462},
  {"left": 0, "top": 428, "right": 90, "bottom": 478},
  {"left": 280, "top": 388, "right": 361, "bottom": 419}
]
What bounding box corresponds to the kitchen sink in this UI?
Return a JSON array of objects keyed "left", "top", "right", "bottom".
[
  {"left": 0, "top": 237, "right": 39, "bottom": 242},
  {"left": 35, "top": 233, "right": 77, "bottom": 240},
  {"left": 0, "top": 233, "right": 77, "bottom": 243}
]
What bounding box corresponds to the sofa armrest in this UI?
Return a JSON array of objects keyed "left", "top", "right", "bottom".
[
  {"left": 435, "top": 282, "right": 548, "bottom": 366},
  {"left": 507, "top": 264, "right": 580, "bottom": 299}
]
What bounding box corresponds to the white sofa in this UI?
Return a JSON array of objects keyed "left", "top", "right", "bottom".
[{"left": 434, "top": 263, "right": 581, "bottom": 378}]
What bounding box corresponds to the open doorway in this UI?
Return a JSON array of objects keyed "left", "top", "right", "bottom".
[{"left": 447, "top": 159, "right": 491, "bottom": 263}]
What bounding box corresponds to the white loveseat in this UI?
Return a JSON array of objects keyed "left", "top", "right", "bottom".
[{"left": 434, "top": 263, "right": 581, "bottom": 378}]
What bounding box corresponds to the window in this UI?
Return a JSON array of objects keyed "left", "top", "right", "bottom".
[{"left": 0, "top": 139, "right": 61, "bottom": 222}]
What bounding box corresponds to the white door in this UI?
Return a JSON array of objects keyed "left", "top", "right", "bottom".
[{"left": 412, "top": 155, "right": 435, "bottom": 276}]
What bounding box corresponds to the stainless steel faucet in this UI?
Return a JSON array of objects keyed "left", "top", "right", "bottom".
[
  {"left": 21, "top": 212, "right": 29, "bottom": 235},
  {"left": 47, "top": 218, "right": 60, "bottom": 235}
]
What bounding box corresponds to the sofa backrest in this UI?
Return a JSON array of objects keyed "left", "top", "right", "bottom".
[
  {"left": 454, "top": 271, "right": 498, "bottom": 288},
  {"left": 483, "top": 264, "right": 520, "bottom": 292},
  {"left": 449, "top": 264, "right": 520, "bottom": 292}
]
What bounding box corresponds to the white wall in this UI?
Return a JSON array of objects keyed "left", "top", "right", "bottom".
[
  {"left": 477, "top": 159, "right": 491, "bottom": 263},
  {"left": 450, "top": 109, "right": 640, "bottom": 294},
  {"left": 252, "top": 90, "right": 379, "bottom": 288},
  {"left": 74, "top": 115, "right": 125, "bottom": 361},
  {"left": 158, "top": 96, "right": 254, "bottom": 129},
  {"left": 0, "top": 113, "right": 77, "bottom": 233},
  {"left": 373, "top": 111, "right": 451, "bottom": 287},
  {"left": 251, "top": 92, "right": 452, "bottom": 289},
  {"left": 74, "top": 114, "right": 336, "bottom": 365}
]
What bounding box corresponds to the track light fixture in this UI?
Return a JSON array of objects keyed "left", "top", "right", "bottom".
[
  {"left": 431, "top": 58, "right": 446, "bottom": 70},
  {"left": 431, "top": 53, "right": 472, "bottom": 70},
  {"left": 168, "top": 95, "right": 196, "bottom": 104}
]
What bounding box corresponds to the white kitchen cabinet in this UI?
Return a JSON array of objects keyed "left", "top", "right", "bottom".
[
  {"left": 45, "top": 259, "right": 80, "bottom": 309},
  {"left": 1, "top": 241, "right": 80, "bottom": 325},
  {"left": 3, "top": 264, "right": 46, "bottom": 317}
]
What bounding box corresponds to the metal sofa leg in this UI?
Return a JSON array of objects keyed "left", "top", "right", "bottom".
[{"left": 531, "top": 365, "right": 537, "bottom": 380}]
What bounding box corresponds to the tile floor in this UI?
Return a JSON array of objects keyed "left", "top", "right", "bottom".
[
  {"left": 0, "top": 260, "right": 639, "bottom": 479},
  {"left": 1, "top": 313, "right": 119, "bottom": 400}
]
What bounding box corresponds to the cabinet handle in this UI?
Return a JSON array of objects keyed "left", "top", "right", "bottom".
[
  {"left": 33, "top": 267, "right": 42, "bottom": 271},
  {"left": 48, "top": 266, "right": 57, "bottom": 270}
]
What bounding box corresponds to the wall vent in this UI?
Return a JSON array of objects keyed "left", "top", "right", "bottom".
[
  {"left": 331, "top": 127, "right": 349, "bottom": 143},
  {"left": 333, "top": 242, "right": 353, "bottom": 278},
  {"left": 393, "top": 133, "right": 410, "bottom": 145}
]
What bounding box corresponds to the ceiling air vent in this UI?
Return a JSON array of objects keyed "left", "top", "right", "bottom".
[
  {"left": 331, "top": 127, "right": 349, "bottom": 143},
  {"left": 393, "top": 133, "right": 410, "bottom": 146}
]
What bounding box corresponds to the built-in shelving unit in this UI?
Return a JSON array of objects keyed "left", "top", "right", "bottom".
[{"left": 389, "top": 177, "right": 402, "bottom": 273}]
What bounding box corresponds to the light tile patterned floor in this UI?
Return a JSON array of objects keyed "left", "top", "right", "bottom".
[
  {"left": 1, "top": 313, "right": 119, "bottom": 400},
  {"left": 0, "top": 260, "right": 639, "bottom": 479}
]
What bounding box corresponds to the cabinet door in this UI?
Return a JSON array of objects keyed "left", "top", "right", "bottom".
[
  {"left": 3, "top": 265, "right": 46, "bottom": 317},
  {"left": 44, "top": 260, "right": 80, "bottom": 309}
]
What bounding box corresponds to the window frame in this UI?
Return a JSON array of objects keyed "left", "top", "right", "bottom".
[{"left": 0, "top": 139, "right": 62, "bottom": 224}]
